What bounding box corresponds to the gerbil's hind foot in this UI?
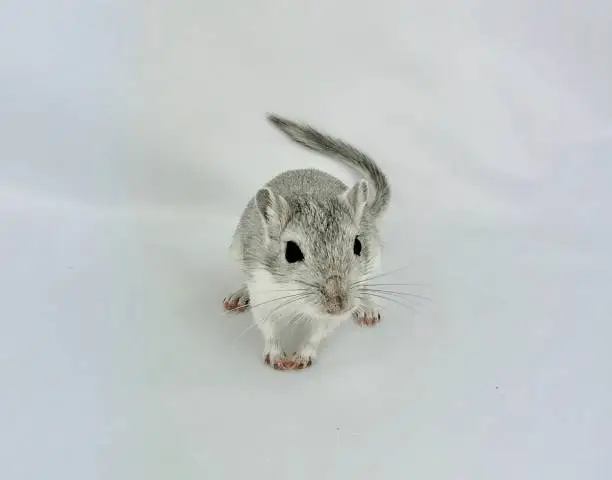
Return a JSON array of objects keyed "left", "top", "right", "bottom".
[
  {"left": 223, "top": 285, "right": 250, "bottom": 313},
  {"left": 290, "top": 351, "right": 315, "bottom": 370},
  {"left": 263, "top": 351, "right": 296, "bottom": 371},
  {"left": 354, "top": 309, "right": 381, "bottom": 327},
  {"left": 264, "top": 352, "right": 313, "bottom": 371}
]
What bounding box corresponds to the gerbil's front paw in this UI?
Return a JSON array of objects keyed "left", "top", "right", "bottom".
[
  {"left": 223, "top": 286, "right": 250, "bottom": 313},
  {"left": 354, "top": 309, "right": 381, "bottom": 327}
]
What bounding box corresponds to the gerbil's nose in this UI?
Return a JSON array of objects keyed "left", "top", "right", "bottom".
[{"left": 323, "top": 276, "right": 347, "bottom": 314}]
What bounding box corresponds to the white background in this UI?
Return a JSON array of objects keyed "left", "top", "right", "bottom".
[{"left": 1, "top": 1, "right": 611, "bottom": 479}]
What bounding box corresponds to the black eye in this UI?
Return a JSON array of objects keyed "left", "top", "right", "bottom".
[
  {"left": 285, "top": 241, "right": 304, "bottom": 263},
  {"left": 353, "top": 237, "right": 362, "bottom": 256}
]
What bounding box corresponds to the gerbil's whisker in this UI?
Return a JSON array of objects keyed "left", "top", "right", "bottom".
[
  {"left": 359, "top": 288, "right": 433, "bottom": 302},
  {"left": 359, "top": 292, "right": 420, "bottom": 314},
  {"left": 259, "top": 287, "right": 312, "bottom": 293},
  {"left": 230, "top": 292, "right": 309, "bottom": 313},
  {"left": 294, "top": 279, "right": 320, "bottom": 290},
  {"left": 233, "top": 322, "right": 259, "bottom": 341},
  {"left": 232, "top": 294, "right": 313, "bottom": 342},
  {"left": 265, "top": 293, "right": 315, "bottom": 321},
  {"left": 360, "top": 296, "right": 388, "bottom": 315},
  {"left": 352, "top": 265, "right": 414, "bottom": 286}
]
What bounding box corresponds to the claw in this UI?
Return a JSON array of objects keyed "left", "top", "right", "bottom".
[
  {"left": 264, "top": 352, "right": 312, "bottom": 371},
  {"left": 223, "top": 290, "right": 250, "bottom": 313},
  {"left": 291, "top": 353, "right": 314, "bottom": 370},
  {"left": 354, "top": 310, "right": 382, "bottom": 327}
]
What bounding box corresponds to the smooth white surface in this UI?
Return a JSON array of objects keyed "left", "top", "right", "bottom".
[{"left": 1, "top": 1, "right": 611, "bottom": 479}]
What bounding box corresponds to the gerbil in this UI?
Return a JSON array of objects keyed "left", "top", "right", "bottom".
[{"left": 223, "top": 114, "right": 391, "bottom": 370}]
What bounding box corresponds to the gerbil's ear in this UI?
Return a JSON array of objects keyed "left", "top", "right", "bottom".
[
  {"left": 341, "top": 179, "right": 369, "bottom": 224},
  {"left": 255, "top": 187, "right": 289, "bottom": 240}
]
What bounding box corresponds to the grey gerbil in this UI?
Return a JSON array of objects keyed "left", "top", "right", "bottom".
[{"left": 224, "top": 114, "right": 391, "bottom": 370}]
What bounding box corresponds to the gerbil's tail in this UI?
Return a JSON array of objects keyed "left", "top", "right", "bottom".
[{"left": 267, "top": 113, "right": 391, "bottom": 218}]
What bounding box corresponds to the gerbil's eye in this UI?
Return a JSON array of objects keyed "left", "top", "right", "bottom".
[
  {"left": 285, "top": 241, "right": 304, "bottom": 263},
  {"left": 353, "top": 236, "right": 362, "bottom": 256}
]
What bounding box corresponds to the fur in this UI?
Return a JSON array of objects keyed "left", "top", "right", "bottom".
[{"left": 225, "top": 114, "right": 391, "bottom": 370}]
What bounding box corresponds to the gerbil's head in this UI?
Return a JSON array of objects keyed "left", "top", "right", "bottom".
[{"left": 255, "top": 179, "right": 380, "bottom": 318}]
